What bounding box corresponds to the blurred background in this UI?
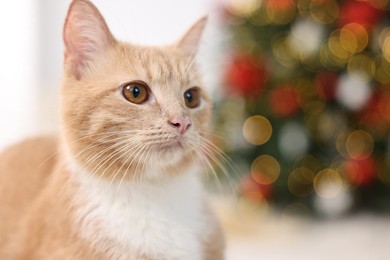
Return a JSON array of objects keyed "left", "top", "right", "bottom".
[{"left": 2, "top": 0, "right": 390, "bottom": 259}]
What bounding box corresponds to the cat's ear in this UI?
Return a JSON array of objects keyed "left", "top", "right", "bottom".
[
  {"left": 176, "top": 16, "right": 207, "bottom": 58},
  {"left": 63, "top": 0, "right": 115, "bottom": 79}
]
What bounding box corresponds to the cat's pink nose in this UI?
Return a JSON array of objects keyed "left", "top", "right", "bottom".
[{"left": 169, "top": 116, "right": 192, "bottom": 135}]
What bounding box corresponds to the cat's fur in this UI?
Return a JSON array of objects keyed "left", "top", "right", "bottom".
[{"left": 0, "top": 0, "right": 224, "bottom": 259}]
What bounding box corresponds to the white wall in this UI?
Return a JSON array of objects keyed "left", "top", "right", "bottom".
[
  {"left": 0, "top": 1, "right": 39, "bottom": 150},
  {"left": 0, "top": 0, "right": 222, "bottom": 151}
]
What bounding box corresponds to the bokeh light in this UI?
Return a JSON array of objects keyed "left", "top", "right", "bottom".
[
  {"left": 251, "top": 154, "right": 280, "bottom": 185},
  {"left": 309, "top": 0, "right": 339, "bottom": 24},
  {"left": 288, "top": 167, "right": 315, "bottom": 197},
  {"left": 347, "top": 53, "right": 375, "bottom": 81},
  {"left": 242, "top": 115, "right": 272, "bottom": 145},
  {"left": 227, "top": 0, "right": 261, "bottom": 17},
  {"left": 289, "top": 18, "right": 324, "bottom": 60},
  {"left": 220, "top": 0, "right": 390, "bottom": 215},
  {"left": 278, "top": 122, "right": 309, "bottom": 160},
  {"left": 314, "top": 188, "right": 353, "bottom": 217},
  {"left": 313, "top": 168, "right": 344, "bottom": 199},
  {"left": 264, "top": 0, "right": 296, "bottom": 24},
  {"left": 379, "top": 27, "right": 390, "bottom": 62},
  {"left": 343, "top": 156, "right": 376, "bottom": 187},
  {"left": 336, "top": 72, "right": 372, "bottom": 111},
  {"left": 375, "top": 56, "right": 390, "bottom": 84},
  {"left": 345, "top": 130, "right": 374, "bottom": 160},
  {"left": 293, "top": 154, "right": 323, "bottom": 173},
  {"left": 340, "top": 23, "right": 368, "bottom": 54}
]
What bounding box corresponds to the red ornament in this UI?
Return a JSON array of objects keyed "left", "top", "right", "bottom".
[
  {"left": 269, "top": 85, "right": 300, "bottom": 117},
  {"left": 338, "top": 0, "right": 384, "bottom": 31},
  {"left": 315, "top": 71, "right": 338, "bottom": 101},
  {"left": 344, "top": 155, "right": 376, "bottom": 187},
  {"left": 225, "top": 54, "right": 268, "bottom": 97},
  {"left": 239, "top": 175, "right": 273, "bottom": 201}
]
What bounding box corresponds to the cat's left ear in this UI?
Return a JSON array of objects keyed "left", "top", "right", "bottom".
[
  {"left": 63, "top": 0, "right": 116, "bottom": 79},
  {"left": 175, "top": 16, "right": 207, "bottom": 58}
]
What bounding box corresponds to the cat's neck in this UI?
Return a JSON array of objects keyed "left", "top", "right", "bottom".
[{"left": 64, "top": 153, "right": 206, "bottom": 259}]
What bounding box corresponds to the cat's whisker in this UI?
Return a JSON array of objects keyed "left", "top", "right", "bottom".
[
  {"left": 115, "top": 142, "right": 152, "bottom": 195},
  {"left": 86, "top": 140, "right": 139, "bottom": 186},
  {"left": 38, "top": 130, "right": 149, "bottom": 167},
  {"left": 75, "top": 137, "right": 132, "bottom": 175},
  {"left": 79, "top": 139, "right": 139, "bottom": 189},
  {"left": 198, "top": 129, "right": 232, "bottom": 145},
  {"left": 109, "top": 141, "right": 147, "bottom": 195},
  {"left": 199, "top": 142, "right": 237, "bottom": 194},
  {"left": 95, "top": 143, "right": 136, "bottom": 185},
  {"left": 186, "top": 134, "right": 238, "bottom": 193}
]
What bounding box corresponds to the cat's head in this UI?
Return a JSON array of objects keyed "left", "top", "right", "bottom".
[{"left": 61, "top": 0, "right": 211, "bottom": 181}]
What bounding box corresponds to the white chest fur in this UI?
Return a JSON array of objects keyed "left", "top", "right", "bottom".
[{"left": 70, "top": 168, "right": 207, "bottom": 260}]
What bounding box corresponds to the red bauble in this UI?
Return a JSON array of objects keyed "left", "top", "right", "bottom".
[
  {"left": 339, "top": 0, "right": 384, "bottom": 31},
  {"left": 269, "top": 85, "right": 300, "bottom": 117},
  {"left": 239, "top": 175, "right": 273, "bottom": 201},
  {"left": 344, "top": 155, "right": 376, "bottom": 187},
  {"left": 315, "top": 71, "right": 338, "bottom": 101},
  {"left": 225, "top": 54, "right": 268, "bottom": 97}
]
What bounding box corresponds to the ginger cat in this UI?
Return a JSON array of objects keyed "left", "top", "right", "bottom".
[{"left": 0, "top": 0, "right": 224, "bottom": 259}]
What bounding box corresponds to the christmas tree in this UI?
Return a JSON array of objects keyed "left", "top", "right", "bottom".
[{"left": 215, "top": 0, "right": 390, "bottom": 217}]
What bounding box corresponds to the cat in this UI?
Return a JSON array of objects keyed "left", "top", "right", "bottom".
[{"left": 0, "top": 0, "right": 225, "bottom": 259}]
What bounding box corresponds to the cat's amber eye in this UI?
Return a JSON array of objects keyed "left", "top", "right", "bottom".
[
  {"left": 184, "top": 87, "right": 201, "bottom": 108},
  {"left": 122, "top": 81, "right": 149, "bottom": 104}
]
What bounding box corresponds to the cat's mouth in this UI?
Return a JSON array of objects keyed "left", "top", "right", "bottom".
[{"left": 159, "top": 140, "right": 184, "bottom": 152}]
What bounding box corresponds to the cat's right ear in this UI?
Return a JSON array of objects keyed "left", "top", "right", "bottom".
[{"left": 63, "top": 0, "right": 115, "bottom": 79}]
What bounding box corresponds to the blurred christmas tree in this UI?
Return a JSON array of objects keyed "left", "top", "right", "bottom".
[{"left": 215, "top": 0, "right": 390, "bottom": 217}]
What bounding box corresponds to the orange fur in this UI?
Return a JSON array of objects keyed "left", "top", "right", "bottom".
[{"left": 0, "top": 0, "right": 224, "bottom": 259}]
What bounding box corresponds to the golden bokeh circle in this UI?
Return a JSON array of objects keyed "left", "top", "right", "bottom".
[
  {"left": 251, "top": 155, "right": 280, "bottom": 185},
  {"left": 345, "top": 130, "right": 374, "bottom": 159},
  {"left": 379, "top": 27, "right": 390, "bottom": 62},
  {"left": 310, "top": 0, "right": 339, "bottom": 24},
  {"left": 340, "top": 23, "right": 368, "bottom": 54},
  {"left": 313, "top": 168, "right": 343, "bottom": 198},
  {"left": 243, "top": 115, "right": 273, "bottom": 145},
  {"left": 288, "top": 167, "right": 315, "bottom": 197},
  {"left": 227, "top": 0, "right": 261, "bottom": 17}
]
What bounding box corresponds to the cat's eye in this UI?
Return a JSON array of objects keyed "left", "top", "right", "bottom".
[
  {"left": 184, "top": 88, "right": 201, "bottom": 108},
  {"left": 122, "top": 81, "right": 149, "bottom": 104}
]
